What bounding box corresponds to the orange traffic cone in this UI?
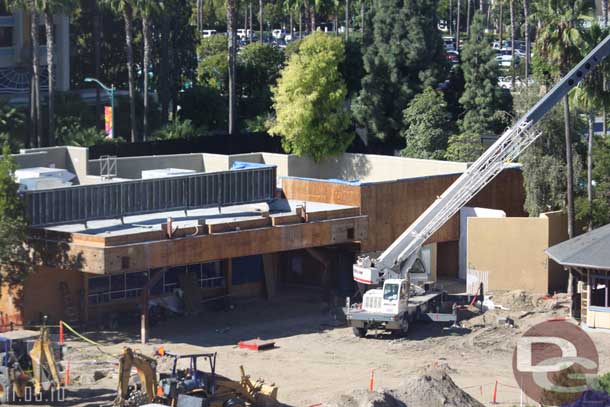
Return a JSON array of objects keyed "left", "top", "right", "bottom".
[
  {"left": 491, "top": 379, "right": 498, "bottom": 404},
  {"left": 369, "top": 369, "right": 375, "bottom": 391},
  {"left": 65, "top": 360, "right": 70, "bottom": 386}
]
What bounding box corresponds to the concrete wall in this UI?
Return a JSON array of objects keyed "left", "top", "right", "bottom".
[
  {"left": 88, "top": 153, "right": 206, "bottom": 179},
  {"left": 466, "top": 211, "right": 568, "bottom": 293}
]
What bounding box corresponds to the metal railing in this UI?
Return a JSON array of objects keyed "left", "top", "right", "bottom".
[{"left": 24, "top": 166, "right": 277, "bottom": 227}]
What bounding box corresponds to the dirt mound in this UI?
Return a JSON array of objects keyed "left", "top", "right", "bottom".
[
  {"left": 328, "top": 369, "right": 484, "bottom": 407},
  {"left": 490, "top": 290, "right": 562, "bottom": 312}
]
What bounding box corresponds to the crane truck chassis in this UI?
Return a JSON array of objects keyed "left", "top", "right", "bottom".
[{"left": 345, "top": 280, "right": 484, "bottom": 337}]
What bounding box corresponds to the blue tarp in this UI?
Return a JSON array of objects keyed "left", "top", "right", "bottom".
[{"left": 231, "top": 161, "right": 273, "bottom": 170}]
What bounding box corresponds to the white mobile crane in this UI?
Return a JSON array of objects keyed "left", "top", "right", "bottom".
[{"left": 346, "top": 35, "right": 610, "bottom": 338}]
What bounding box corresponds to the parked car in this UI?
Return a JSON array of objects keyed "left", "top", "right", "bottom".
[
  {"left": 272, "top": 29, "right": 286, "bottom": 39},
  {"left": 496, "top": 49, "right": 520, "bottom": 67},
  {"left": 202, "top": 29, "right": 217, "bottom": 38},
  {"left": 446, "top": 50, "right": 459, "bottom": 65}
]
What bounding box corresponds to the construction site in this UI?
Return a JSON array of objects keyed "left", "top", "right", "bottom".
[
  {"left": 3, "top": 37, "right": 610, "bottom": 407},
  {"left": 0, "top": 140, "right": 605, "bottom": 407}
]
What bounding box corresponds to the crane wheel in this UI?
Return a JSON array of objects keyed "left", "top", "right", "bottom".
[
  {"left": 223, "top": 398, "right": 246, "bottom": 407},
  {"left": 352, "top": 327, "right": 367, "bottom": 338}
]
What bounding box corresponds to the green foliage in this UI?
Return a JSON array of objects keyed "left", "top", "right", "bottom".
[
  {"left": 55, "top": 116, "right": 115, "bottom": 147},
  {"left": 532, "top": 0, "right": 590, "bottom": 78},
  {"left": 514, "top": 87, "right": 584, "bottom": 216},
  {"left": 594, "top": 371, "right": 610, "bottom": 393},
  {"left": 576, "top": 135, "right": 610, "bottom": 227},
  {"left": 269, "top": 33, "right": 353, "bottom": 162},
  {"left": 341, "top": 36, "right": 365, "bottom": 97},
  {"left": 0, "top": 145, "right": 30, "bottom": 287},
  {"left": 197, "top": 34, "right": 227, "bottom": 59},
  {"left": 353, "top": 0, "right": 448, "bottom": 142},
  {"left": 0, "top": 103, "right": 25, "bottom": 152},
  {"left": 400, "top": 87, "right": 451, "bottom": 160},
  {"left": 152, "top": 118, "right": 197, "bottom": 140},
  {"left": 446, "top": 12, "right": 509, "bottom": 162},
  {"left": 238, "top": 43, "right": 285, "bottom": 118},
  {"left": 197, "top": 50, "right": 229, "bottom": 92},
  {"left": 178, "top": 86, "right": 228, "bottom": 131}
]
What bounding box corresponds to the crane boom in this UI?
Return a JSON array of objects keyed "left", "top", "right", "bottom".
[{"left": 354, "top": 34, "right": 610, "bottom": 286}]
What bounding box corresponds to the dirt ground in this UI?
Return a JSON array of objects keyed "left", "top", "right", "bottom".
[{"left": 59, "top": 287, "right": 610, "bottom": 407}]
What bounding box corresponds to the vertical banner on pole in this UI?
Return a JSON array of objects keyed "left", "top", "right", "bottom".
[{"left": 104, "top": 106, "right": 113, "bottom": 139}]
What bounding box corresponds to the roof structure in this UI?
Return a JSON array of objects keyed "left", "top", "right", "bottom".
[{"left": 545, "top": 223, "right": 610, "bottom": 270}]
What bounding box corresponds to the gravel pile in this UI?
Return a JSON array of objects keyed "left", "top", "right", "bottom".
[{"left": 328, "top": 369, "right": 484, "bottom": 407}]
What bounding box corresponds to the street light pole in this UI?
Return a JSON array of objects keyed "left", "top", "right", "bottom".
[{"left": 84, "top": 77, "right": 115, "bottom": 139}]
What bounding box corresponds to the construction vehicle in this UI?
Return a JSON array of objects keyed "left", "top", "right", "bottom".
[
  {"left": 347, "top": 34, "right": 610, "bottom": 337},
  {"left": 115, "top": 348, "right": 278, "bottom": 407},
  {"left": 0, "top": 325, "right": 63, "bottom": 403}
]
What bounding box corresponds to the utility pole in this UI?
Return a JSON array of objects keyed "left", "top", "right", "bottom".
[
  {"left": 259, "top": 0, "right": 263, "bottom": 43},
  {"left": 456, "top": 0, "right": 461, "bottom": 52}
]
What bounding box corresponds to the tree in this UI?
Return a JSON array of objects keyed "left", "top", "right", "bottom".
[
  {"left": 400, "top": 87, "right": 452, "bottom": 159},
  {"left": 0, "top": 145, "right": 31, "bottom": 287},
  {"left": 269, "top": 33, "right": 352, "bottom": 161},
  {"left": 533, "top": 0, "right": 590, "bottom": 240},
  {"left": 604, "top": 0, "right": 608, "bottom": 26},
  {"left": 513, "top": 87, "right": 581, "bottom": 217},
  {"left": 105, "top": 0, "right": 138, "bottom": 142},
  {"left": 227, "top": 0, "right": 238, "bottom": 135},
  {"left": 353, "top": 0, "right": 448, "bottom": 142},
  {"left": 137, "top": 0, "right": 161, "bottom": 141},
  {"left": 522, "top": 0, "right": 530, "bottom": 80},
  {"left": 447, "top": 12, "right": 506, "bottom": 162},
  {"left": 40, "top": 0, "right": 77, "bottom": 146},
  {"left": 152, "top": 118, "right": 197, "bottom": 140},
  {"left": 509, "top": 0, "right": 515, "bottom": 87},
  {"left": 571, "top": 25, "right": 610, "bottom": 231}
]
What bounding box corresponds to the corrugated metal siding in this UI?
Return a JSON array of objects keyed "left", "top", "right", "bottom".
[{"left": 24, "top": 166, "right": 277, "bottom": 227}]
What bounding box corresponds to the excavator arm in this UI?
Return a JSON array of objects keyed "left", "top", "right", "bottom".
[
  {"left": 29, "top": 326, "right": 61, "bottom": 395},
  {"left": 114, "top": 347, "right": 158, "bottom": 407},
  {"left": 354, "top": 34, "right": 610, "bottom": 286}
]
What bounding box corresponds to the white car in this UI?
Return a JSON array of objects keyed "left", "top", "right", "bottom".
[
  {"left": 272, "top": 29, "right": 285, "bottom": 39},
  {"left": 201, "top": 29, "right": 217, "bottom": 38},
  {"left": 496, "top": 49, "right": 520, "bottom": 67},
  {"left": 237, "top": 28, "right": 253, "bottom": 39}
]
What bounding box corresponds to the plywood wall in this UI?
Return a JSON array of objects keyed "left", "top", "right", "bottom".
[{"left": 282, "top": 168, "right": 526, "bottom": 253}]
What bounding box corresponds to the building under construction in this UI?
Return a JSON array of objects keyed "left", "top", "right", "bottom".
[{"left": 3, "top": 146, "right": 527, "bottom": 327}]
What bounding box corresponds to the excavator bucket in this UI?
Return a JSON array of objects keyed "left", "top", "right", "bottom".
[{"left": 29, "top": 327, "right": 61, "bottom": 395}]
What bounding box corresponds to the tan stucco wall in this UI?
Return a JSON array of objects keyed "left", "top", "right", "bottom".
[
  {"left": 467, "top": 217, "right": 550, "bottom": 293},
  {"left": 541, "top": 211, "right": 570, "bottom": 293}
]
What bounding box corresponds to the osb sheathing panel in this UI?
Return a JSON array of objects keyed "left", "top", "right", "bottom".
[
  {"left": 36, "top": 216, "right": 368, "bottom": 275},
  {"left": 282, "top": 169, "right": 525, "bottom": 253}
]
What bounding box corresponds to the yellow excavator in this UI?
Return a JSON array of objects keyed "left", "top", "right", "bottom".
[
  {"left": 114, "top": 348, "right": 278, "bottom": 407},
  {"left": 0, "top": 324, "right": 63, "bottom": 403}
]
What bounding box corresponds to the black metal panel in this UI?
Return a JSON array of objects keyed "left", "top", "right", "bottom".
[{"left": 23, "top": 166, "right": 277, "bottom": 227}]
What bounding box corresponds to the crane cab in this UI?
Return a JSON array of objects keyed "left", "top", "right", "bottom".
[{"left": 362, "top": 278, "right": 409, "bottom": 315}]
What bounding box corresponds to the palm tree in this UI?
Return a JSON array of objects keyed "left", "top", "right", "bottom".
[
  {"left": 137, "top": 0, "right": 161, "bottom": 141},
  {"left": 498, "top": 0, "right": 503, "bottom": 43},
  {"left": 534, "top": 0, "right": 590, "bottom": 302},
  {"left": 509, "top": 0, "right": 515, "bottom": 88},
  {"left": 40, "top": 0, "right": 76, "bottom": 147},
  {"left": 259, "top": 0, "right": 263, "bottom": 43},
  {"left": 456, "top": 0, "right": 461, "bottom": 52},
  {"left": 466, "top": 0, "right": 471, "bottom": 37},
  {"left": 345, "top": 0, "right": 349, "bottom": 39},
  {"left": 105, "top": 0, "right": 137, "bottom": 142},
  {"left": 569, "top": 25, "right": 610, "bottom": 231},
  {"left": 523, "top": 0, "right": 530, "bottom": 81},
  {"left": 29, "top": 0, "right": 42, "bottom": 147},
  {"left": 534, "top": 0, "right": 590, "bottom": 239},
  {"left": 227, "top": 0, "right": 238, "bottom": 135},
  {"left": 5, "top": 0, "right": 37, "bottom": 147},
  {"left": 92, "top": 0, "right": 102, "bottom": 129},
  {"left": 604, "top": 0, "right": 608, "bottom": 26}
]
